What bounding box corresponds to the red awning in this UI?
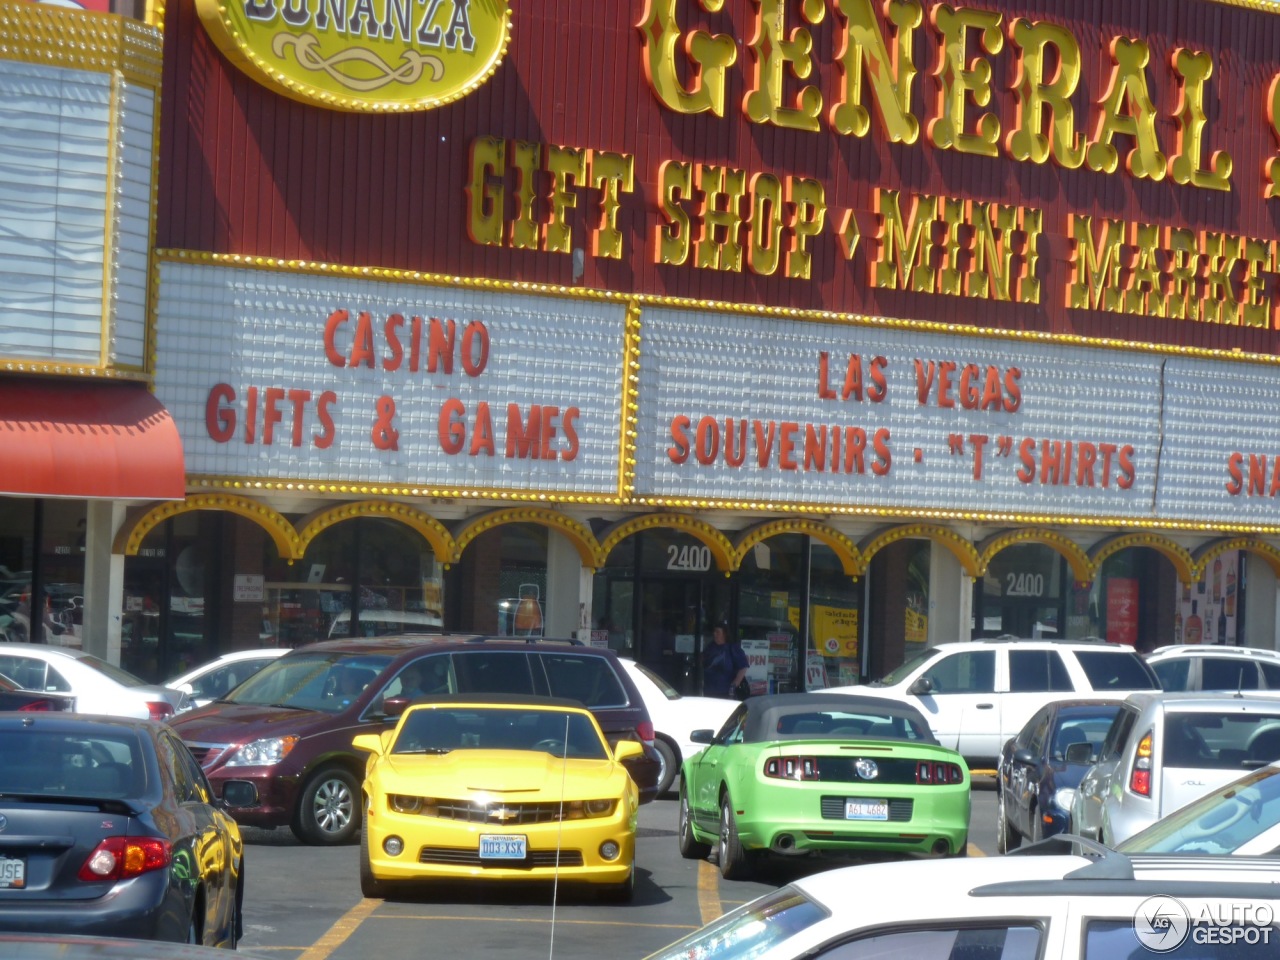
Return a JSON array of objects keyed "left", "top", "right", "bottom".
[{"left": 0, "top": 380, "right": 185, "bottom": 500}]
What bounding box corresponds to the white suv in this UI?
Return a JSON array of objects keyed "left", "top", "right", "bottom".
[
  {"left": 826, "top": 639, "right": 1158, "bottom": 767},
  {"left": 1146, "top": 645, "right": 1280, "bottom": 692}
]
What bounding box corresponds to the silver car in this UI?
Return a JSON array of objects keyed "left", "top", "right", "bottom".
[{"left": 1071, "top": 691, "right": 1280, "bottom": 847}]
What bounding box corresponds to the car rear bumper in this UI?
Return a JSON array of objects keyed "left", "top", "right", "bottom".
[
  {"left": 732, "top": 787, "right": 971, "bottom": 857},
  {"left": 0, "top": 873, "right": 184, "bottom": 941}
]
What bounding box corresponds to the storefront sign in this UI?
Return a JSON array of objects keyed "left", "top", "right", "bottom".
[
  {"left": 1106, "top": 578, "right": 1139, "bottom": 647},
  {"left": 634, "top": 305, "right": 1280, "bottom": 525},
  {"left": 154, "top": 261, "right": 625, "bottom": 496},
  {"left": 195, "top": 0, "right": 511, "bottom": 112},
  {"left": 233, "top": 574, "right": 265, "bottom": 602}
]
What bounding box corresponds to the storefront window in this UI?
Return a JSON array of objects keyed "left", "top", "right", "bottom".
[
  {"left": 737, "top": 535, "right": 803, "bottom": 694},
  {"left": 808, "top": 542, "right": 861, "bottom": 688},
  {"left": 975, "top": 545, "right": 1064, "bottom": 639},
  {"left": 451, "top": 523, "right": 547, "bottom": 636},
  {"left": 270, "top": 518, "right": 437, "bottom": 644},
  {"left": 0, "top": 498, "right": 87, "bottom": 647}
]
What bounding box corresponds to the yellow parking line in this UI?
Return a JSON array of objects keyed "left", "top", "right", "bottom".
[
  {"left": 296, "top": 898, "right": 380, "bottom": 960},
  {"left": 697, "top": 859, "right": 722, "bottom": 925}
]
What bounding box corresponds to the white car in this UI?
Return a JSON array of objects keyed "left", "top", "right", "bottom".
[
  {"left": 1118, "top": 762, "right": 1280, "bottom": 857},
  {"left": 0, "top": 643, "right": 187, "bottom": 720},
  {"left": 1071, "top": 691, "right": 1280, "bottom": 846},
  {"left": 643, "top": 843, "right": 1280, "bottom": 959},
  {"left": 165, "top": 647, "right": 286, "bottom": 711},
  {"left": 618, "top": 657, "right": 737, "bottom": 795},
  {"left": 1146, "top": 644, "right": 1280, "bottom": 692},
  {"left": 825, "top": 638, "right": 1159, "bottom": 767}
]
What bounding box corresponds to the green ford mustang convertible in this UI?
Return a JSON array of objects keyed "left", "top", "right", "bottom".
[{"left": 679, "top": 693, "right": 971, "bottom": 879}]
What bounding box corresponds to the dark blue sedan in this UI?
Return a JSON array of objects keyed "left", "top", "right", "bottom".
[
  {"left": 997, "top": 699, "right": 1122, "bottom": 853},
  {"left": 0, "top": 714, "right": 244, "bottom": 947}
]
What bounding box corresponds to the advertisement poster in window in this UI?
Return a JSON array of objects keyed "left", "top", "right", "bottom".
[{"left": 1106, "top": 578, "right": 1139, "bottom": 647}]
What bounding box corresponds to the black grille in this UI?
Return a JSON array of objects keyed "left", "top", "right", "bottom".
[
  {"left": 183, "top": 743, "right": 227, "bottom": 768},
  {"left": 418, "top": 847, "right": 585, "bottom": 868},
  {"left": 812, "top": 757, "right": 921, "bottom": 784},
  {"left": 430, "top": 800, "right": 571, "bottom": 825},
  {"left": 820, "top": 796, "right": 914, "bottom": 821}
]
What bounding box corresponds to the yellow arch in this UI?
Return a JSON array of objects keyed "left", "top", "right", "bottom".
[
  {"left": 296, "top": 500, "right": 455, "bottom": 563},
  {"left": 860, "top": 524, "right": 982, "bottom": 578},
  {"left": 1091, "top": 533, "right": 1195, "bottom": 585},
  {"left": 596, "top": 513, "right": 736, "bottom": 572},
  {"left": 734, "top": 519, "right": 862, "bottom": 577},
  {"left": 451, "top": 508, "right": 601, "bottom": 569},
  {"left": 113, "top": 495, "right": 302, "bottom": 559},
  {"left": 1193, "top": 537, "right": 1280, "bottom": 581},
  {"left": 982, "top": 529, "right": 1096, "bottom": 583}
]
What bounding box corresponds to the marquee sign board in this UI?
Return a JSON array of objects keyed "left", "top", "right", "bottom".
[{"left": 194, "top": 0, "right": 511, "bottom": 112}]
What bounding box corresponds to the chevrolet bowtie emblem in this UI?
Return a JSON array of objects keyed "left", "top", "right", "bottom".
[{"left": 489, "top": 806, "right": 519, "bottom": 822}]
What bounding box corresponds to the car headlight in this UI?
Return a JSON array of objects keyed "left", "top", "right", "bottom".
[
  {"left": 573, "top": 799, "right": 616, "bottom": 819},
  {"left": 224, "top": 735, "right": 299, "bottom": 767},
  {"left": 1053, "top": 787, "right": 1077, "bottom": 813},
  {"left": 389, "top": 794, "right": 423, "bottom": 814}
]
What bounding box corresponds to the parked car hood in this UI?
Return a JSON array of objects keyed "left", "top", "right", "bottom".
[
  {"left": 378, "top": 749, "right": 628, "bottom": 796},
  {"left": 170, "top": 701, "right": 344, "bottom": 742}
]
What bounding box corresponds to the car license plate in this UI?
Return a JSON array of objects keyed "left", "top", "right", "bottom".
[
  {"left": 845, "top": 799, "right": 889, "bottom": 821},
  {"left": 0, "top": 856, "right": 25, "bottom": 889},
  {"left": 479, "top": 835, "right": 527, "bottom": 860}
]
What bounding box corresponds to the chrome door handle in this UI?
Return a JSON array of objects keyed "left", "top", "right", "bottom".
[{"left": 976, "top": 703, "right": 994, "bottom": 709}]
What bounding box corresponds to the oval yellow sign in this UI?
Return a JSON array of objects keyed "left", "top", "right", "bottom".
[{"left": 195, "top": 0, "right": 512, "bottom": 112}]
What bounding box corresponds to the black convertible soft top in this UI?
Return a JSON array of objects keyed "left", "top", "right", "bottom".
[{"left": 737, "top": 692, "right": 939, "bottom": 745}]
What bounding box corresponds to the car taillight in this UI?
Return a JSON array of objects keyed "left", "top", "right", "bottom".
[
  {"left": 77, "top": 837, "right": 171, "bottom": 881},
  {"left": 17, "top": 699, "right": 55, "bottom": 712},
  {"left": 146, "top": 701, "right": 174, "bottom": 722},
  {"left": 636, "top": 721, "right": 654, "bottom": 743},
  {"left": 763, "top": 756, "right": 820, "bottom": 780},
  {"left": 916, "top": 761, "right": 965, "bottom": 785},
  {"left": 1129, "top": 730, "right": 1153, "bottom": 797}
]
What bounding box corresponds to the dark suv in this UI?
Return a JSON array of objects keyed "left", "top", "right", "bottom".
[{"left": 170, "top": 636, "right": 661, "bottom": 845}]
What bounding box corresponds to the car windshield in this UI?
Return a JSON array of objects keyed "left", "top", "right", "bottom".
[
  {"left": 226, "top": 653, "right": 394, "bottom": 713},
  {"left": 642, "top": 887, "right": 829, "bottom": 960},
  {"left": 1118, "top": 766, "right": 1280, "bottom": 855},
  {"left": 0, "top": 728, "right": 143, "bottom": 799},
  {"left": 392, "top": 707, "right": 609, "bottom": 759},
  {"left": 872, "top": 648, "right": 941, "bottom": 687}
]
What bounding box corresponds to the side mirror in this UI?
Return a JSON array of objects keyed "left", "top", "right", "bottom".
[
  {"left": 1065, "top": 742, "right": 1095, "bottom": 765},
  {"left": 381, "top": 696, "right": 411, "bottom": 718},
  {"left": 1013, "top": 747, "right": 1038, "bottom": 767},
  {"left": 690, "top": 729, "right": 715, "bottom": 745},
  {"left": 614, "top": 740, "right": 644, "bottom": 761},
  {"left": 352, "top": 732, "right": 384, "bottom": 754},
  {"left": 907, "top": 677, "right": 933, "bottom": 696}
]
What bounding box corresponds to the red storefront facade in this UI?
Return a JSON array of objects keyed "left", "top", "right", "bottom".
[{"left": 102, "top": 0, "right": 1280, "bottom": 686}]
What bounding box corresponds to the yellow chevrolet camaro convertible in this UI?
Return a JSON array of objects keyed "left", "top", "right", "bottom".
[{"left": 354, "top": 695, "right": 641, "bottom": 901}]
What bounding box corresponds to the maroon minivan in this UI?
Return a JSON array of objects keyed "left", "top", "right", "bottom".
[{"left": 171, "top": 636, "right": 661, "bottom": 844}]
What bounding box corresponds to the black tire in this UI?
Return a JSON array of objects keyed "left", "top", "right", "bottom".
[
  {"left": 653, "top": 738, "right": 678, "bottom": 797},
  {"left": 678, "top": 784, "right": 711, "bottom": 860},
  {"left": 359, "top": 826, "right": 390, "bottom": 899},
  {"left": 292, "top": 766, "right": 361, "bottom": 845},
  {"left": 997, "top": 788, "right": 1020, "bottom": 854},
  {"left": 718, "top": 794, "right": 752, "bottom": 881}
]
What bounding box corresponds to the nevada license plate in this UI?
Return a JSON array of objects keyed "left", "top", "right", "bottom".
[
  {"left": 479, "top": 835, "right": 527, "bottom": 860},
  {"left": 0, "top": 856, "right": 25, "bottom": 889},
  {"left": 845, "top": 799, "right": 889, "bottom": 821}
]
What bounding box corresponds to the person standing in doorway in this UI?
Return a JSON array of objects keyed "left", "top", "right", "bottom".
[{"left": 703, "top": 621, "right": 749, "bottom": 698}]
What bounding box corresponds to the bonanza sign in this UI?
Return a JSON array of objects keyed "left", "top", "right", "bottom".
[{"left": 195, "top": 0, "right": 511, "bottom": 111}]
